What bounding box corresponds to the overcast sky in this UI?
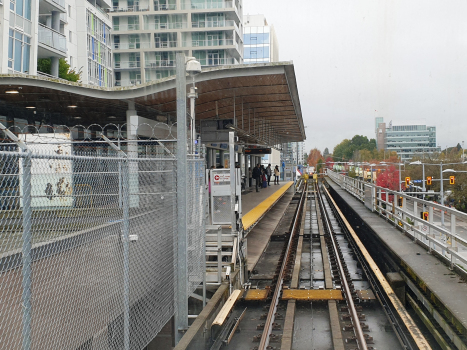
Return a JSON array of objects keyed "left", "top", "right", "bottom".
[{"left": 243, "top": 0, "right": 467, "bottom": 154}]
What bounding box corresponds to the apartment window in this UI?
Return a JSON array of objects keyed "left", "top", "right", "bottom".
[
  {"left": 69, "top": 31, "right": 72, "bottom": 42},
  {"left": 70, "top": 56, "right": 73, "bottom": 67},
  {"left": 8, "top": 29, "right": 31, "bottom": 73},
  {"left": 68, "top": 5, "right": 71, "bottom": 17},
  {"left": 10, "top": 0, "right": 32, "bottom": 20}
]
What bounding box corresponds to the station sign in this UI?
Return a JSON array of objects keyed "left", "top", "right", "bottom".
[
  {"left": 213, "top": 173, "right": 230, "bottom": 183},
  {"left": 245, "top": 148, "right": 271, "bottom": 155}
]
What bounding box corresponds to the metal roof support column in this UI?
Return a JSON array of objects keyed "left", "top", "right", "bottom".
[
  {"left": 253, "top": 109, "right": 256, "bottom": 136},
  {"left": 233, "top": 93, "right": 236, "bottom": 127},
  {"left": 175, "top": 52, "right": 188, "bottom": 344},
  {"left": 241, "top": 98, "right": 244, "bottom": 130},
  {"left": 249, "top": 108, "right": 251, "bottom": 134}
]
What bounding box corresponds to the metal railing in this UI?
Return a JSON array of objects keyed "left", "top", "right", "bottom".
[
  {"left": 115, "top": 79, "right": 142, "bottom": 86},
  {"left": 113, "top": 42, "right": 151, "bottom": 49},
  {"left": 114, "top": 61, "right": 141, "bottom": 69},
  {"left": 197, "top": 57, "right": 237, "bottom": 66},
  {"left": 181, "top": 0, "right": 233, "bottom": 10},
  {"left": 113, "top": 23, "right": 140, "bottom": 31},
  {"left": 154, "top": 3, "right": 177, "bottom": 10},
  {"left": 144, "top": 21, "right": 187, "bottom": 30},
  {"left": 187, "top": 38, "right": 234, "bottom": 47},
  {"left": 145, "top": 60, "right": 175, "bottom": 67},
  {"left": 327, "top": 170, "right": 467, "bottom": 270},
  {"left": 154, "top": 40, "right": 177, "bottom": 48},
  {"left": 38, "top": 24, "right": 67, "bottom": 53},
  {"left": 109, "top": 4, "right": 150, "bottom": 12},
  {"left": 191, "top": 19, "right": 235, "bottom": 28}
]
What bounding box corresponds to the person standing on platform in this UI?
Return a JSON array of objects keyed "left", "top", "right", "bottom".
[
  {"left": 266, "top": 164, "right": 272, "bottom": 186},
  {"left": 252, "top": 163, "right": 262, "bottom": 192},
  {"left": 274, "top": 165, "right": 280, "bottom": 185}
]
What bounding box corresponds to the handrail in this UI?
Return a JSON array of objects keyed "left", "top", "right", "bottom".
[{"left": 326, "top": 169, "right": 467, "bottom": 269}]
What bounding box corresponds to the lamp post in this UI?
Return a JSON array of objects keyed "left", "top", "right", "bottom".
[
  {"left": 409, "top": 160, "right": 425, "bottom": 192},
  {"left": 369, "top": 163, "right": 376, "bottom": 183},
  {"left": 440, "top": 161, "right": 444, "bottom": 227},
  {"left": 463, "top": 141, "right": 465, "bottom": 162},
  {"left": 175, "top": 54, "right": 201, "bottom": 344},
  {"left": 186, "top": 57, "right": 201, "bottom": 154}
]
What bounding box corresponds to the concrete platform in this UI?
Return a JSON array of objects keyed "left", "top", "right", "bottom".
[
  {"left": 242, "top": 181, "right": 294, "bottom": 231},
  {"left": 327, "top": 178, "right": 467, "bottom": 337},
  {"left": 244, "top": 184, "right": 295, "bottom": 271}
]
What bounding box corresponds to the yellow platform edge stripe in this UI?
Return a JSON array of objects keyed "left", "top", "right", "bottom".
[
  {"left": 242, "top": 181, "right": 294, "bottom": 231},
  {"left": 282, "top": 289, "right": 343, "bottom": 300}
]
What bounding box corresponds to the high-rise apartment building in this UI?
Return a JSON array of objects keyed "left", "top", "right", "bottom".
[
  {"left": 375, "top": 118, "right": 441, "bottom": 161},
  {"left": 0, "top": 0, "right": 113, "bottom": 86},
  {"left": 109, "top": 0, "right": 243, "bottom": 87},
  {"left": 243, "top": 14, "right": 278, "bottom": 64}
]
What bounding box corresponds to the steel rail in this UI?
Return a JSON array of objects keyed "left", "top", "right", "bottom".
[
  {"left": 257, "top": 183, "right": 307, "bottom": 350},
  {"left": 316, "top": 185, "right": 368, "bottom": 350}
]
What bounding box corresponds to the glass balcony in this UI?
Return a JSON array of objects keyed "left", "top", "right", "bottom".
[
  {"left": 191, "top": 19, "right": 235, "bottom": 28},
  {"left": 188, "top": 38, "right": 234, "bottom": 47},
  {"left": 113, "top": 23, "right": 140, "bottom": 31},
  {"left": 198, "top": 57, "right": 237, "bottom": 66},
  {"left": 109, "top": 3, "right": 150, "bottom": 12},
  {"left": 114, "top": 42, "right": 151, "bottom": 49},
  {"left": 145, "top": 60, "right": 176, "bottom": 68},
  {"left": 144, "top": 22, "right": 187, "bottom": 30},
  {"left": 115, "top": 79, "right": 142, "bottom": 86},
  {"left": 114, "top": 61, "right": 141, "bottom": 69},
  {"left": 181, "top": 0, "right": 234, "bottom": 10},
  {"left": 52, "top": 0, "right": 65, "bottom": 9},
  {"left": 154, "top": 3, "right": 176, "bottom": 11},
  {"left": 154, "top": 40, "right": 177, "bottom": 48},
  {"left": 38, "top": 24, "right": 67, "bottom": 53}
]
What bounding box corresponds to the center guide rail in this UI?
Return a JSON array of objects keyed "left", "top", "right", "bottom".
[
  {"left": 316, "top": 184, "right": 368, "bottom": 350},
  {"left": 257, "top": 181, "right": 307, "bottom": 350}
]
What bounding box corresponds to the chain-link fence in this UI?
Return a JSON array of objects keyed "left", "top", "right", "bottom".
[{"left": 0, "top": 124, "right": 206, "bottom": 350}]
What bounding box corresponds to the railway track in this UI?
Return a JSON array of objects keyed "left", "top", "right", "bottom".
[{"left": 213, "top": 180, "right": 431, "bottom": 350}]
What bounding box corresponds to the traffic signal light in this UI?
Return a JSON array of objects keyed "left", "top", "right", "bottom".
[
  {"left": 450, "top": 176, "right": 455, "bottom": 185},
  {"left": 426, "top": 176, "right": 432, "bottom": 186},
  {"left": 422, "top": 212, "right": 429, "bottom": 221},
  {"left": 405, "top": 177, "right": 411, "bottom": 186},
  {"left": 398, "top": 197, "right": 403, "bottom": 207}
]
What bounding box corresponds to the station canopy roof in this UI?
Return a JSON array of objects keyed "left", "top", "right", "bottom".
[{"left": 0, "top": 62, "right": 305, "bottom": 144}]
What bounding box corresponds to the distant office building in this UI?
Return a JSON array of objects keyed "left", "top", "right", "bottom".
[
  {"left": 109, "top": 0, "right": 244, "bottom": 87},
  {"left": 375, "top": 118, "right": 441, "bottom": 161},
  {"left": 0, "top": 0, "right": 113, "bottom": 86},
  {"left": 243, "top": 14, "right": 278, "bottom": 63}
]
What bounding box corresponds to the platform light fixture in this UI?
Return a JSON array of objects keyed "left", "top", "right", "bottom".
[
  {"left": 68, "top": 105, "right": 78, "bottom": 108},
  {"left": 5, "top": 90, "right": 19, "bottom": 94}
]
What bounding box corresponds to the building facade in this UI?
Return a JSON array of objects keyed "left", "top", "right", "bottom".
[
  {"left": 243, "top": 14, "right": 278, "bottom": 64},
  {"left": 109, "top": 0, "right": 243, "bottom": 87},
  {"left": 375, "top": 118, "right": 441, "bottom": 161},
  {"left": 0, "top": 0, "right": 113, "bottom": 86}
]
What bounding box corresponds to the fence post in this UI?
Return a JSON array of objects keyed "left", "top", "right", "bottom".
[
  {"left": 175, "top": 52, "right": 188, "bottom": 343},
  {"left": 122, "top": 159, "right": 130, "bottom": 350},
  {"left": 22, "top": 151, "right": 32, "bottom": 350}
]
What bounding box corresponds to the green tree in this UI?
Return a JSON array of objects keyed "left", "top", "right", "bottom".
[
  {"left": 316, "top": 158, "right": 324, "bottom": 175},
  {"left": 37, "top": 58, "right": 81, "bottom": 82}
]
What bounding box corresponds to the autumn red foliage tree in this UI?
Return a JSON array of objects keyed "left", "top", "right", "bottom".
[
  {"left": 375, "top": 165, "right": 402, "bottom": 201},
  {"left": 325, "top": 156, "right": 334, "bottom": 170},
  {"left": 307, "top": 148, "right": 324, "bottom": 167}
]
